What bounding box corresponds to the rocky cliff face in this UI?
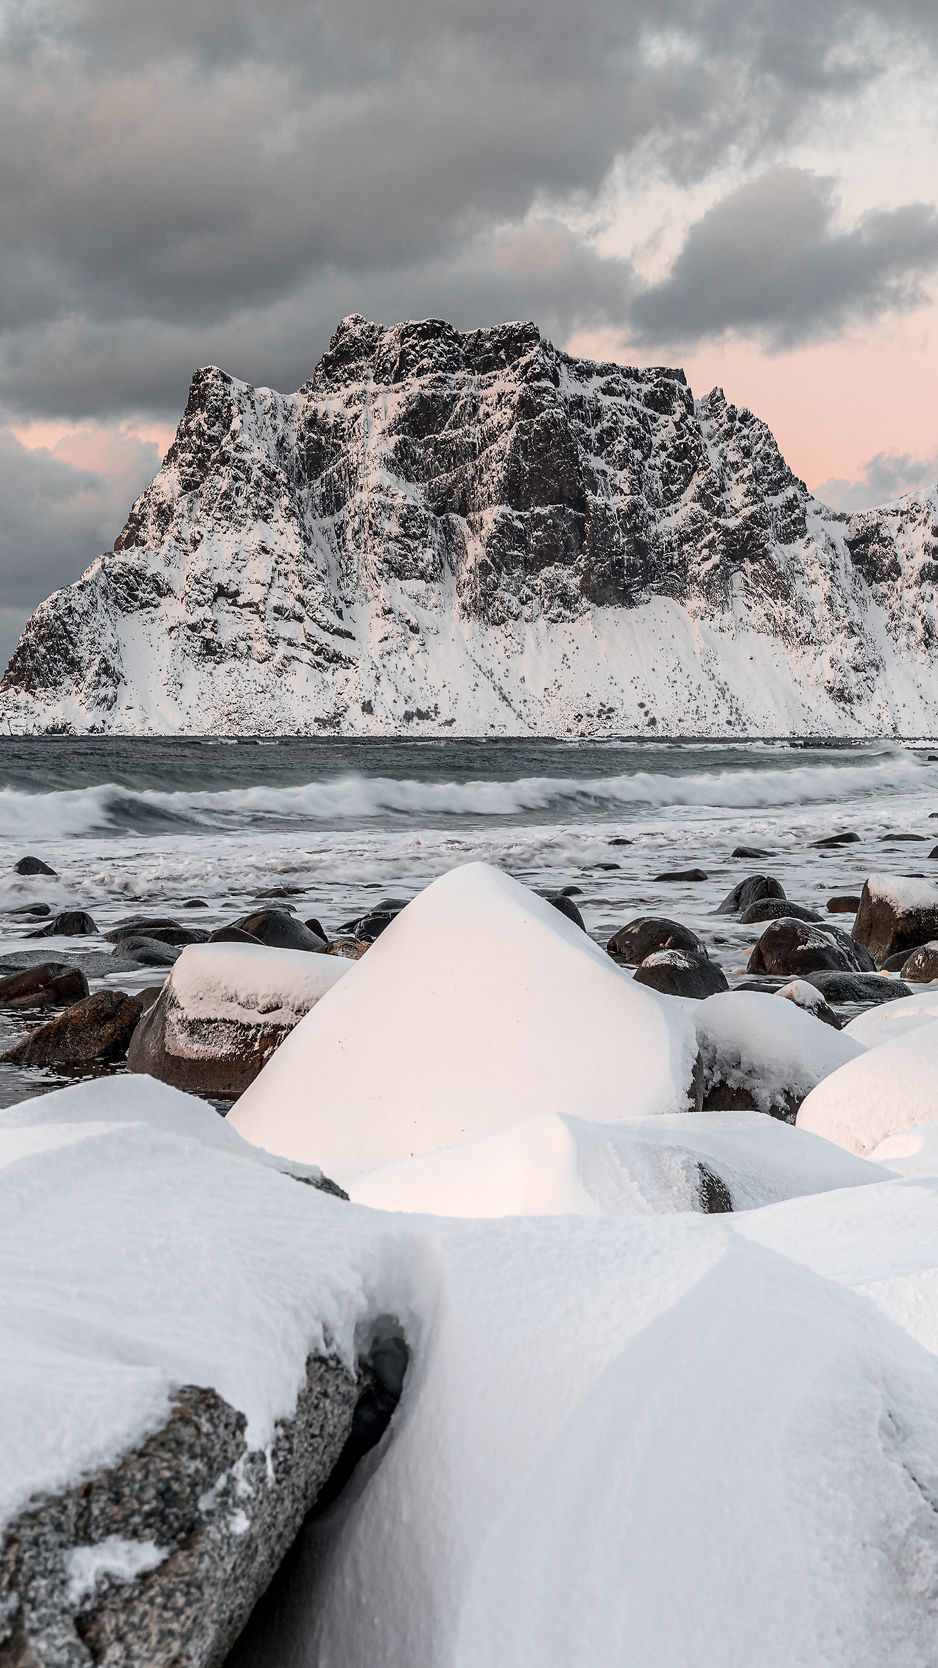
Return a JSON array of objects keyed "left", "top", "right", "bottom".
[{"left": 3, "top": 314, "right": 937, "bottom": 735}]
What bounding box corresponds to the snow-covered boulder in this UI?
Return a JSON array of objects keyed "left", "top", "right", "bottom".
[
  {"left": 797, "top": 1020, "right": 938, "bottom": 1154},
  {"left": 0, "top": 1076, "right": 380, "bottom": 1668},
  {"left": 869, "top": 1124, "right": 938, "bottom": 1176},
  {"left": 696, "top": 990, "right": 862, "bottom": 1120},
  {"left": 351, "top": 1109, "right": 883, "bottom": 1218},
  {"left": 845, "top": 989, "right": 938, "bottom": 1047},
  {"left": 853, "top": 875, "right": 938, "bottom": 966},
  {"left": 128, "top": 942, "right": 350, "bottom": 1097},
  {"left": 229, "top": 864, "right": 699, "bottom": 1177}
]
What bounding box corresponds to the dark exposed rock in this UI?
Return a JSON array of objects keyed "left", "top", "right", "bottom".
[
  {"left": 182, "top": 898, "right": 209, "bottom": 908},
  {"left": 884, "top": 832, "right": 927, "bottom": 841},
  {"left": 209, "top": 925, "right": 263, "bottom": 945},
  {"left": 543, "top": 893, "right": 585, "bottom": 930},
  {"left": 606, "top": 916, "right": 704, "bottom": 965},
  {"left": 811, "top": 832, "right": 860, "bottom": 848},
  {"left": 7, "top": 903, "right": 52, "bottom": 918},
  {"left": 701, "top": 1077, "right": 798, "bottom": 1124},
  {"left": 740, "top": 898, "right": 821, "bottom": 925},
  {"left": 930, "top": 846, "right": 938, "bottom": 860},
  {"left": 852, "top": 877, "right": 938, "bottom": 966},
  {"left": 117, "top": 937, "right": 182, "bottom": 968},
  {"left": 37, "top": 910, "right": 98, "bottom": 938},
  {"left": 882, "top": 946, "right": 925, "bottom": 972},
  {"left": 607, "top": 836, "right": 632, "bottom": 846},
  {"left": 827, "top": 894, "right": 861, "bottom": 914},
  {"left": 716, "top": 874, "right": 786, "bottom": 916},
  {"left": 731, "top": 846, "right": 772, "bottom": 859},
  {"left": 803, "top": 970, "right": 911, "bottom": 1005},
  {"left": 13, "top": 855, "right": 57, "bottom": 876},
  {"left": 633, "top": 950, "right": 728, "bottom": 999},
  {"left": 2, "top": 989, "right": 146, "bottom": 1069},
  {"left": 0, "top": 1355, "right": 365, "bottom": 1668},
  {"left": 107, "top": 922, "right": 210, "bottom": 947},
  {"left": 747, "top": 917, "right": 873, "bottom": 977},
  {"left": 653, "top": 868, "right": 708, "bottom": 883},
  {"left": 325, "top": 937, "right": 370, "bottom": 960},
  {"left": 338, "top": 908, "right": 401, "bottom": 942},
  {"left": 232, "top": 910, "right": 328, "bottom": 952},
  {"left": 898, "top": 942, "right": 938, "bottom": 983},
  {"left": 304, "top": 916, "right": 327, "bottom": 941},
  {"left": 0, "top": 962, "right": 89, "bottom": 1011}
]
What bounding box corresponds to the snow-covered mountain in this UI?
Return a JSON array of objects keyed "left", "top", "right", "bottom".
[{"left": 3, "top": 314, "right": 937, "bottom": 736}]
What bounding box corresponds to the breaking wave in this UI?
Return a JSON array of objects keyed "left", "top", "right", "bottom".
[{"left": 0, "top": 752, "right": 928, "bottom": 838}]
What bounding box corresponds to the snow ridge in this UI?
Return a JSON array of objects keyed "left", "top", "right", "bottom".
[{"left": 2, "top": 314, "right": 937, "bottom": 736}]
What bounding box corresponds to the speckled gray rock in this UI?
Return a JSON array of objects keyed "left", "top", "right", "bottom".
[{"left": 0, "top": 1354, "right": 363, "bottom": 1668}]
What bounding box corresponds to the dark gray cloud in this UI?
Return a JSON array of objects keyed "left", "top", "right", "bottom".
[
  {"left": 631, "top": 169, "right": 938, "bottom": 348},
  {"left": 816, "top": 449, "right": 938, "bottom": 512}
]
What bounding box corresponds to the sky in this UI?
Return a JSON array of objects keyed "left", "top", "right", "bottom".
[{"left": 0, "top": 0, "right": 937, "bottom": 668}]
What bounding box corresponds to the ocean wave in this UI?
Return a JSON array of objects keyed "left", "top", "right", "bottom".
[{"left": 0, "top": 752, "right": 928, "bottom": 838}]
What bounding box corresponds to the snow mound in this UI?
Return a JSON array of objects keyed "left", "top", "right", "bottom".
[
  {"left": 845, "top": 989, "right": 938, "bottom": 1048},
  {"left": 229, "top": 863, "right": 698, "bottom": 1177},
  {"left": 797, "top": 1020, "right": 938, "bottom": 1154},
  {"left": 169, "top": 940, "right": 349, "bottom": 1026},
  {"left": 351, "top": 1109, "right": 883, "bottom": 1218},
  {"left": 695, "top": 990, "right": 862, "bottom": 1114},
  {"left": 870, "top": 1124, "right": 938, "bottom": 1177}
]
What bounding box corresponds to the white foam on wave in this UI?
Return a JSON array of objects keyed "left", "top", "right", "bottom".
[{"left": 0, "top": 752, "right": 927, "bottom": 838}]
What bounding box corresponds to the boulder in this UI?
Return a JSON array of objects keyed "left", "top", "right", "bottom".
[
  {"left": 7, "top": 903, "right": 52, "bottom": 919},
  {"left": 128, "top": 942, "right": 350, "bottom": 1097},
  {"left": 324, "top": 937, "right": 370, "bottom": 960},
  {"left": 827, "top": 894, "right": 861, "bottom": 914},
  {"left": 695, "top": 990, "right": 862, "bottom": 1122},
  {"left": 852, "top": 875, "right": 938, "bottom": 966},
  {"left": 13, "top": 855, "right": 57, "bottom": 876},
  {"left": 731, "top": 846, "right": 772, "bottom": 858},
  {"left": 543, "top": 893, "right": 585, "bottom": 930},
  {"left": 183, "top": 898, "right": 209, "bottom": 908},
  {"left": 233, "top": 909, "right": 328, "bottom": 952},
  {"left": 108, "top": 921, "right": 211, "bottom": 947},
  {"left": 802, "top": 970, "right": 912, "bottom": 1006},
  {"left": 117, "top": 936, "right": 182, "bottom": 968},
  {"left": 607, "top": 836, "right": 632, "bottom": 847},
  {"left": 811, "top": 832, "right": 860, "bottom": 848},
  {"left": 716, "top": 875, "right": 785, "bottom": 916},
  {"left": 776, "top": 979, "right": 842, "bottom": 1030},
  {"left": 653, "top": 868, "right": 708, "bottom": 882},
  {"left": 606, "top": 916, "right": 704, "bottom": 965},
  {"left": 747, "top": 918, "right": 873, "bottom": 978},
  {"left": 304, "top": 916, "right": 327, "bottom": 941},
  {"left": 0, "top": 962, "right": 89, "bottom": 1011},
  {"left": 37, "top": 910, "right": 98, "bottom": 938},
  {"left": 338, "top": 900, "right": 409, "bottom": 942},
  {"left": 209, "top": 925, "right": 263, "bottom": 945},
  {"left": 740, "top": 898, "right": 821, "bottom": 925},
  {"left": 633, "top": 950, "right": 728, "bottom": 999},
  {"left": 2, "top": 989, "right": 146, "bottom": 1069},
  {"left": 882, "top": 946, "right": 925, "bottom": 972},
  {"left": 897, "top": 942, "right": 938, "bottom": 983},
  {"left": 883, "top": 832, "right": 927, "bottom": 841}
]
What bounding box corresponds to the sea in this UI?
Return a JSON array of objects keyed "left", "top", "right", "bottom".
[{"left": 0, "top": 734, "right": 936, "bottom": 1105}]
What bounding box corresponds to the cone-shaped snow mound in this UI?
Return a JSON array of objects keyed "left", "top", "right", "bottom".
[{"left": 228, "top": 863, "right": 698, "bottom": 1176}]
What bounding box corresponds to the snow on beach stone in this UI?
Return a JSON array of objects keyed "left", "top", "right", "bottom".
[
  {"left": 845, "top": 989, "right": 938, "bottom": 1048},
  {"left": 228, "top": 863, "right": 698, "bottom": 1178},
  {"left": 128, "top": 941, "right": 350, "bottom": 1097},
  {"left": 351, "top": 1109, "right": 883, "bottom": 1219},
  {"left": 695, "top": 991, "right": 862, "bottom": 1120},
  {"left": 869, "top": 1124, "right": 938, "bottom": 1177},
  {"left": 853, "top": 873, "right": 938, "bottom": 965},
  {"left": 797, "top": 1021, "right": 938, "bottom": 1154}
]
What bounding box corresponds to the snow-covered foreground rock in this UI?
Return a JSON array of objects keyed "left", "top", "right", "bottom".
[
  {"left": 11, "top": 863, "right": 938, "bottom": 1665},
  {"left": 229, "top": 863, "right": 699, "bottom": 1178}
]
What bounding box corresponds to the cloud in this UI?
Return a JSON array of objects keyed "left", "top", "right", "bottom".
[
  {"left": 0, "top": 0, "right": 936, "bottom": 426},
  {"left": 0, "top": 425, "right": 160, "bottom": 669},
  {"left": 629, "top": 168, "right": 938, "bottom": 348},
  {"left": 815, "top": 448, "right": 938, "bottom": 512}
]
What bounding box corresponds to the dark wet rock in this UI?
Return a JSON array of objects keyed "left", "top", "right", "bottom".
[
  {"left": 13, "top": 855, "right": 57, "bottom": 876},
  {"left": 108, "top": 922, "right": 211, "bottom": 948},
  {"left": 558, "top": 885, "right": 584, "bottom": 897},
  {"left": 701, "top": 1078, "right": 799, "bottom": 1123},
  {"left": 803, "top": 970, "right": 911, "bottom": 1005},
  {"left": 543, "top": 893, "right": 585, "bottom": 930},
  {"left": 827, "top": 894, "right": 861, "bottom": 914},
  {"left": 258, "top": 884, "right": 305, "bottom": 898},
  {"left": 747, "top": 917, "right": 873, "bottom": 977},
  {"left": 0, "top": 1355, "right": 364, "bottom": 1668},
  {"left": 731, "top": 846, "right": 772, "bottom": 858},
  {"left": 339, "top": 907, "right": 400, "bottom": 942},
  {"left": 930, "top": 846, "right": 938, "bottom": 860},
  {"left": 653, "top": 867, "right": 708, "bottom": 882},
  {"left": 7, "top": 903, "right": 52, "bottom": 918},
  {"left": 304, "top": 916, "right": 327, "bottom": 941},
  {"left": 776, "top": 979, "right": 842, "bottom": 1030},
  {"left": 852, "top": 876, "right": 938, "bottom": 966},
  {"left": 740, "top": 897, "right": 821, "bottom": 925},
  {"left": 37, "top": 910, "right": 98, "bottom": 938},
  {"left": 882, "top": 945, "right": 925, "bottom": 972},
  {"left": 884, "top": 832, "right": 927, "bottom": 841},
  {"left": 324, "top": 937, "right": 370, "bottom": 960},
  {"left": 898, "top": 942, "right": 938, "bottom": 983},
  {"left": 233, "top": 910, "right": 328, "bottom": 952},
  {"left": 606, "top": 916, "right": 704, "bottom": 965},
  {"left": 731, "top": 976, "right": 789, "bottom": 993},
  {"left": 716, "top": 874, "right": 786, "bottom": 916},
  {"left": 634, "top": 950, "right": 728, "bottom": 998},
  {"left": 0, "top": 962, "right": 89, "bottom": 1011},
  {"left": 117, "top": 937, "right": 182, "bottom": 968},
  {"left": 592, "top": 861, "right": 621, "bottom": 871},
  {"left": 2, "top": 989, "right": 146, "bottom": 1069},
  {"left": 209, "top": 925, "right": 263, "bottom": 945},
  {"left": 811, "top": 832, "right": 860, "bottom": 848},
  {"left": 183, "top": 898, "right": 209, "bottom": 908},
  {"left": 607, "top": 836, "right": 632, "bottom": 846}
]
